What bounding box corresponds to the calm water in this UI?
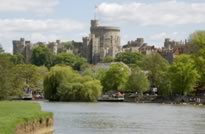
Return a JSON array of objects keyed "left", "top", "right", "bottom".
[{"left": 40, "top": 102, "right": 205, "bottom": 134}]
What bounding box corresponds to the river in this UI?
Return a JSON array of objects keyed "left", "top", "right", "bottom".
[{"left": 40, "top": 102, "right": 205, "bottom": 134}]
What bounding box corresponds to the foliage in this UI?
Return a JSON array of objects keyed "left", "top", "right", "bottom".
[
  {"left": 115, "top": 52, "right": 144, "bottom": 66},
  {"left": 31, "top": 45, "right": 54, "bottom": 67},
  {"left": 103, "top": 56, "right": 114, "bottom": 63},
  {"left": 55, "top": 52, "right": 87, "bottom": 70},
  {"left": 101, "top": 63, "right": 130, "bottom": 92},
  {"left": 168, "top": 55, "right": 199, "bottom": 95},
  {"left": 157, "top": 72, "right": 172, "bottom": 96},
  {"left": 11, "top": 64, "right": 44, "bottom": 96},
  {"left": 189, "top": 31, "right": 205, "bottom": 87},
  {"left": 95, "top": 68, "right": 107, "bottom": 81},
  {"left": 10, "top": 54, "right": 25, "bottom": 64},
  {"left": 0, "top": 101, "right": 52, "bottom": 134},
  {"left": 44, "top": 65, "right": 102, "bottom": 102},
  {"left": 189, "top": 31, "right": 205, "bottom": 49},
  {"left": 125, "top": 67, "right": 150, "bottom": 95},
  {"left": 142, "top": 53, "right": 169, "bottom": 88},
  {"left": 0, "top": 54, "right": 13, "bottom": 99},
  {"left": 62, "top": 41, "right": 73, "bottom": 49}
]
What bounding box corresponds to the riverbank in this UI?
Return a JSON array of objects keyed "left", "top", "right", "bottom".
[
  {"left": 124, "top": 95, "right": 205, "bottom": 105},
  {"left": 0, "top": 101, "right": 53, "bottom": 134}
]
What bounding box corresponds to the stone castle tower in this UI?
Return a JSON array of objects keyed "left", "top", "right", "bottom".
[
  {"left": 83, "top": 20, "right": 121, "bottom": 64},
  {"left": 13, "top": 38, "right": 32, "bottom": 63}
]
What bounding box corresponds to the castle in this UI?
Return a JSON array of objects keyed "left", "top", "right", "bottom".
[
  {"left": 13, "top": 19, "right": 189, "bottom": 64},
  {"left": 13, "top": 19, "right": 121, "bottom": 64},
  {"left": 122, "top": 38, "right": 157, "bottom": 55},
  {"left": 82, "top": 20, "right": 121, "bottom": 64}
]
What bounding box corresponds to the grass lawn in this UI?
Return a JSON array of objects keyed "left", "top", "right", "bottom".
[{"left": 0, "top": 101, "right": 52, "bottom": 134}]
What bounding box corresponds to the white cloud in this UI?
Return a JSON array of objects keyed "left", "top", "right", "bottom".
[
  {"left": 0, "top": 0, "right": 58, "bottom": 14},
  {"left": 0, "top": 18, "right": 85, "bottom": 53},
  {"left": 0, "top": 19, "right": 84, "bottom": 32},
  {"left": 149, "top": 32, "right": 182, "bottom": 41},
  {"left": 98, "top": 1, "right": 205, "bottom": 25}
]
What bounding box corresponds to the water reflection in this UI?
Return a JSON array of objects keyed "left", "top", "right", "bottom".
[{"left": 40, "top": 102, "right": 205, "bottom": 134}]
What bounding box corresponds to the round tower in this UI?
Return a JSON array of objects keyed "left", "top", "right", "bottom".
[{"left": 91, "top": 20, "right": 99, "bottom": 28}]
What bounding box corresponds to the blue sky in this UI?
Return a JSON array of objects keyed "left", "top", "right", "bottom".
[{"left": 0, "top": 0, "right": 205, "bottom": 52}]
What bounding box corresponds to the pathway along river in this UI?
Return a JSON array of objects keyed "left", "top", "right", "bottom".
[{"left": 40, "top": 102, "right": 205, "bottom": 134}]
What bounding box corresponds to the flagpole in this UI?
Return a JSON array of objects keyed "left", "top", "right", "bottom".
[{"left": 94, "top": 5, "right": 98, "bottom": 20}]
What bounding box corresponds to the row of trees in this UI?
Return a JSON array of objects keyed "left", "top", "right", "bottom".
[
  {"left": 101, "top": 52, "right": 200, "bottom": 96},
  {"left": 98, "top": 31, "right": 205, "bottom": 96},
  {"left": 9, "top": 45, "right": 87, "bottom": 70},
  {"left": 1, "top": 31, "right": 205, "bottom": 101},
  {"left": 31, "top": 45, "right": 87, "bottom": 70}
]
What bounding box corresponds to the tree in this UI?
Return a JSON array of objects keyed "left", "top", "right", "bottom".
[
  {"left": 0, "top": 54, "right": 13, "bottom": 99},
  {"left": 54, "top": 52, "right": 87, "bottom": 70},
  {"left": 101, "top": 63, "right": 130, "bottom": 92},
  {"left": 126, "top": 67, "right": 150, "bottom": 95},
  {"left": 168, "top": 55, "right": 199, "bottom": 95},
  {"left": 189, "top": 31, "right": 205, "bottom": 88},
  {"left": 10, "top": 54, "right": 25, "bottom": 64},
  {"left": 115, "top": 52, "right": 144, "bottom": 66},
  {"left": 142, "top": 53, "right": 169, "bottom": 88},
  {"left": 157, "top": 72, "right": 172, "bottom": 96},
  {"left": 31, "top": 45, "right": 54, "bottom": 67},
  {"left": 44, "top": 65, "right": 102, "bottom": 102},
  {"left": 11, "top": 64, "right": 42, "bottom": 96}
]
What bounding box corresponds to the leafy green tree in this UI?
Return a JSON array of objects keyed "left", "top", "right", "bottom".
[
  {"left": 101, "top": 63, "right": 130, "bottom": 92},
  {"left": 0, "top": 54, "right": 13, "bottom": 99},
  {"left": 168, "top": 55, "right": 199, "bottom": 95},
  {"left": 83, "top": 80, "right": 102, "bottom": 101},
  {"left": 125, "top": 67, "right": 150, "bottom": 95},
  {"left": 189, "top": 31, "right": 205, "bottom": 88},
  {"left": 157, "top": 72, "right": 172, "bottom": 96},
  {"left": 55, "top": 52, "right": 86, "bottom": 70},
  {"left": 115, "top": 52, "right": 144, "bottom": 66},
  {"left": 11, "top": 64, "right": 42, "bottom": 96},
  {"left": 63, "top": 41, "right": 73, "bottom": 49},
  {"left": 44, "top": 66, "right": 73, "bottom": 101},
  {"left": 142, "top": 53, "right": 169, "bottom": 88},
  {"left": 95, "top": 68, "right": 107, "bottom": 81},
  {"left": 35, "top": 66, "right": 49, "bottom": 91},
  {"left": 44, "top": 65, "right": 102, "bottom": 102},
  {"left": 31, "top": 45, "right": 54, "bottom": 67},
  {"left": 10, "top": 54, "right": 25, "bottom": 64}
]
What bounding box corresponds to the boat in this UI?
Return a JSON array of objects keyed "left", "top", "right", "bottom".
[{"left": 98, "top": 91, "right": 125, "bottom": 102}]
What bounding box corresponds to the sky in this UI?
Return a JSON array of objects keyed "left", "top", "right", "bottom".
[{"left": 0, "top": 0, "right": 205, "bottom": 53}]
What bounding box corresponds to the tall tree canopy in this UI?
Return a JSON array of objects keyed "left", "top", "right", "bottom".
[
  {"left": 142, "top": 53, "right": 169, "bottom": 88},
  {"left": 126, "top": 67, "right": 150, "bottom": 95},
  {"left": 11, "top": 64, "right": 45, "bottom": 96},
  {"left": 115, "top": 52, "right": 144, "bottom": 66},
  {"left": 0, "top": 54, "right": 13, "bottom": 99},
  {"left": 168, "top": 55, "right": 199, "bottom": 95},
  {"left": 31, "top": 45, "right": 54, "bottom": 67},
  {"left": 10, "top": 54, "right": 25, "bottom": 64},
  {"left": 101, "top": 63, "right": 130, "bottom": 92},
  {"left": 54, "top": 52, "right": 87, "bottom": 70},
  {"left": 189, "top": 31, "right": 205, "bottom": 88}
]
